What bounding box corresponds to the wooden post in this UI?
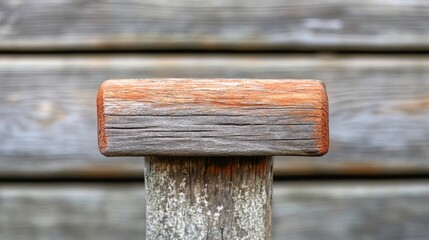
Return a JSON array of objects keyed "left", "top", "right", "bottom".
[{"left": 97, "top": 79, "right": 329, "bottom": 239}]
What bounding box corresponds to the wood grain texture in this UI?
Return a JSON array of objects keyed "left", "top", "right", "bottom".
[
  {"left": 1, "top": 55, "right": 429, "bottom": 175},
  {"left": 273, "top": 182, "right": 429, "bottom": 240},
  {"left": 1, "top": 0, "right": 429, "bottom": 50},
  {"left": 0, "top": 182, "right": 428, "bottom": 239},
  {"left": 0, "top": 185, "right": 146, "bottom": 240},
  {"left": 145, "top": 156, "right": 272, "bottom": 239},
  {"left": 98, "top": 79, "right": 328, "bottom": 156}
]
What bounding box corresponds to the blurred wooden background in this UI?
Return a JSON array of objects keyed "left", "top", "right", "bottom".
[{"left": 0, "top": 0, "right": 428, "bottom": 239}]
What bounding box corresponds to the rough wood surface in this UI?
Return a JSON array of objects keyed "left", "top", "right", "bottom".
[
  {"left": 145, "top": 156, "right": 272, "bottom": 239},
  {"left": 273, "top": 182, "right": 429, "bottom": 240},
  {"left": 0, "top": 182, "right": 427, "bottom": 239},
  {"left": 1, "top": 0, "right": 429, "bottom": 50},
  {"left": 0, "top": 184, "right": 146, "bottom": 240},
  {"left": 98, "top": 79, "right": 328, "bottom": 156},
  {"left": 1, "top": 55, "right": 429, "bottom": 175}
]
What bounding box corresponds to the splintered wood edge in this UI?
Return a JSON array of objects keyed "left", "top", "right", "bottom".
[{"left": 97, "top": 78, "right": 329, "bottom": 157}]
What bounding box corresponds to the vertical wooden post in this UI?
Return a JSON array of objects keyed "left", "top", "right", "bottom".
[
  {"left": 145, "top": 156, "right": 272, "bottom": 239},
  {"left": 97, "top": 78, "right": 328, "bottom": 240}
]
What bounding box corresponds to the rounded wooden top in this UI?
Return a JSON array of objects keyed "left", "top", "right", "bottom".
[{"left": 97, "top": 78, "right": 328, "bottom": 156}]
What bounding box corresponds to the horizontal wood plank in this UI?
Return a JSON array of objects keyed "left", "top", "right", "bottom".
[
  {"left": 98, "top": 79, "right": 328, "bottom": 156},
  {"left": 0, "top": 183, "right": 427, "bottom": 239},
  {"left": 1, "top": 55, "right": 429, "bottom": 176},
  {"left": 0, "top": 185, "right": 146, "bottom": 240},
  {"left": 0, "top": 1, "right": 429, "bottom": 50},
  {"left": 273, "top": 182, "right": 429, "bottom": 240}
]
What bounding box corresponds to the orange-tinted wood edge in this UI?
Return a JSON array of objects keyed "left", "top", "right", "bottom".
[
  {"left": 316, "top": 81, "right": 329, "bottom": 156},
  {"left": 97, "top": 82, "right": 108, "bottom": 155}
]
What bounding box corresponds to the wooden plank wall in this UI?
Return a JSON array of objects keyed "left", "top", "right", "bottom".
[
  {"left": 0, "top": 183, "right": 427, "bottom": 240},
  {"left": 0, "top": 0, "right": 428, "bottom": 239}
]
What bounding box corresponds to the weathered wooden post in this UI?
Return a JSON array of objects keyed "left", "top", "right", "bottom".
[{"left": 97, "top": 78, "right": 329, "bottom": 239}]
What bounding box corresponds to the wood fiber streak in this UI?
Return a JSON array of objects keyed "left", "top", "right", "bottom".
[
  {"left": 1, "top": 0, "right": 429, "bottom": 50},
  {"left": 98, "top": 79, "right": 328, "bottom": 156},
  {"left": 144, "top": 156, "right": 273, "bottom": 240}
]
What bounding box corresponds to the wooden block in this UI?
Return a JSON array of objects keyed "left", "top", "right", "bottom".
[{"left": 97, "top": 79, "right": 329, "bottom": 156}]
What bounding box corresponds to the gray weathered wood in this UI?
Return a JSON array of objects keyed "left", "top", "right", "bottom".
[
  {"left": 1, "top": 1, "right": 429, "bottom": 50},
  {"left": 0, "top": 183, "right": 428, "bottom": 239},
  {"left": 145, "top": 156, "right": 272, "bottom": 239},
  {"left": 1, "top": 56, "right": 429, "bottom": 175},
  {"left": 273, "top": 182, "right": 429, "bottom": 240},
  {"left": 98, "top": 79, "right": 328, "bottom": 156},
  {"left": 0, "top": 185, "right": 146, "bottom": 240}
]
